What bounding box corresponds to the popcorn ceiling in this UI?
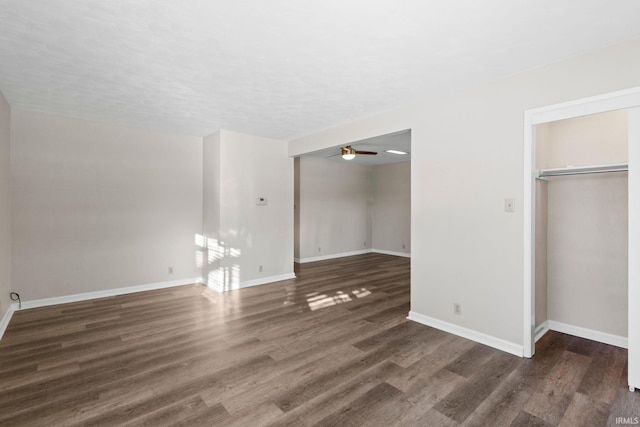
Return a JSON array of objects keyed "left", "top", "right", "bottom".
[{"left": 0, "top": 0, "right": 639, "bottom": 139}]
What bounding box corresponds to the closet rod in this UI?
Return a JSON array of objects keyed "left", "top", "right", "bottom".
[{"left": 537, "top": 163, "right": 628, "bottom": 179}]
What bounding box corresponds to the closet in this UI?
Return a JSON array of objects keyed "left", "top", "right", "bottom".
[{"left": 534, "top": 110, "right": 629, "bottom": 349}]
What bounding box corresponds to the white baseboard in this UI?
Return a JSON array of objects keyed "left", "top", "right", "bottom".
[
  {"left": 407, "top": 310, "right": 523, "bottom": 357},
  {"left": 0, "top": 303, "right": 18, "bottom": 341},
  {"left": 534, "top": 321, "right": 550, "bottom": 342},
  {"left": 295, "top": 249, "right": 372, "bottom": 263},
  {"left": 371, "top": 249, "right": 411, "bottom": 258},
  {"left": 547, "top": 320, "right": 628, "bottom": 349},
  {"left": 19, "top": 277, "right": 203, "bottom": 310},
  {"left": 206, "top": 273, "right": 296, "bottom": 293},
  {"left": 295, "top": 248, "right": 411, "bottom": 263}
]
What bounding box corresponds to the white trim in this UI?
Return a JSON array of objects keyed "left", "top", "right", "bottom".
[
  {"left": 407, "top": 310, "right": 523, "bottom": 357},
  {"left": 538, "top": 163, "right": 628, "bottom": 177},
  {"left": 206, "top": 273, "right": 296, "bottom": 293},
  {"left": 371, "top": 249, "right": 411, "bottom": 258},
  {"left": 295, "top": 248, "right": 411, "bottom": 263},
  {"left": 523, "top": 110, "right": 535, "bottom": 358},
  {"left": 19, "top": 277, "right": 203, "bottom": 310},
  {"left": 523, "top": 86, "right": 640, "bottom": 362},
  {"left": 239, "top": 273, "right": 296, "bottom": 289},
  {"left": 528, "top": 87, "right": 640, "bottom": 125},
  {"left": 534, "top": 321, "right": 550, "bottom": 342},
  {"left": 547, "top": 320, "right": 628, "bottom": 349},
  {"left": 295, "top": 249, "right": 372, "bottom": 263},
  {"left": 0, "top": 303, "right": 18, "bottom": 341}
]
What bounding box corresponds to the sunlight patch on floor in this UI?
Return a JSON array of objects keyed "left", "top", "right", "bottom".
[{"left": 306, "top": 288, "right": 372, "bottom": 311}]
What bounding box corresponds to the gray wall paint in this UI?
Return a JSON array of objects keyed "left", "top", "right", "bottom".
[
  {"left": 11, "top": 110, "right": 203, "bottom": 300},
  {"left": 534, "top": 122, "right": 549, "bottom": 328},
  {"left": 372, "top": 162, "right": 410, "bottom": 254},
  {"left": 0, "top": 91, "right": 11, "bottom": 318},
  {"left": 548, "top": 173, "right": 628, "bottom": 336},
  {"left": 296, "top": 157, "right": 372, "bottom": 259},
  {"left": 534, "top": 179, "right": 548, "bottom": 329},
  {"left": 295, "top": 158, "right": 410, "bottom": 260}
]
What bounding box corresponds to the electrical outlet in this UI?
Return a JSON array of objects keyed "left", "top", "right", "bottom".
[
  {"left": 259, "top": 265, "right": 263, "bottom": 272},
  {"left": 318, "top": 247, "right": 321, "bottom": 253},
  {"left": 504, "top": 198, "right": 515, "bottom": 213},
  {"left": 364, "top": 241, "right": 366, "bottom": 247},
  {"left": 168, "top": 266, "right": 174, "bottom": 275},
  {"left": 454, "top": 303, "right": 461, "bottom": 315},
  {"left": 402, "top": 244, "right": 406, "bottom": 249}
]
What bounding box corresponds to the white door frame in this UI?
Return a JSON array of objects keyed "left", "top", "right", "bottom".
[{"left": 523, "top": 87, "right": 640, "bottom": 390}]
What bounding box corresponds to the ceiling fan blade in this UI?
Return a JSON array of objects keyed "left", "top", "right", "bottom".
[{"left": 354, "top": 150, "right": 377, "bottom": 155}]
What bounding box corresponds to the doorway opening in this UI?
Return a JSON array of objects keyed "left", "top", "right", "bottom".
[
  {"left": 292, "top": 129, "right": 412, "bottom": 310},
  {"left": 294, "top": 129, "right": 411, "bottom": 263},
  {"left": 523, "top": 87, "right": 640, "bottom": 392}
]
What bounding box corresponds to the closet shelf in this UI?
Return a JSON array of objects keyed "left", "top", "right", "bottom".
[{"left": 537, "top": 163, "right": 628, "bottom": 178}]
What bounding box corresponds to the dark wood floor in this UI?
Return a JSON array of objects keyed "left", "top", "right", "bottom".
[{"left": 0, "top": 253, "right": 638, "bottom": 426}]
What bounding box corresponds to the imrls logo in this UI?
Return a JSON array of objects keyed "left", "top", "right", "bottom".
[{"left": 616, "top": 416, "right": 640, "bottom": 425}]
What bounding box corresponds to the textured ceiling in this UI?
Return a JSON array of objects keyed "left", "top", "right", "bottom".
[{"left": 1, "top": 1, "right": 640, "bottom": 139}]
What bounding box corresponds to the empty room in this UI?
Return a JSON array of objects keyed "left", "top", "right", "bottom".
[{"left": 1, "top": 1, "right": 640, "bottom": 426}]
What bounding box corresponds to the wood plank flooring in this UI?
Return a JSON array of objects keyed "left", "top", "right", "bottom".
[{"left": 0, "top": 253, "right": 638, "bottom": 426}]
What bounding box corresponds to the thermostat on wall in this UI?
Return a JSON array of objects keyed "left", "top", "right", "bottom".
[{"left": 256, "top": 197, "right": 268, "bottom": 206}]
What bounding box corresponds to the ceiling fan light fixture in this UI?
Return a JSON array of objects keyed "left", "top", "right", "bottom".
[{"left": 341, "top": 146, "right": 356, "bottom": 160}]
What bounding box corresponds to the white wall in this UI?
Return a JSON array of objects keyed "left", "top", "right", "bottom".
[
  {"left": 203, "top": 129, "right": 294, "bottom": 290},
  {"left": 372, "top": 161, "right": 410, "bottom": 255},
  {"left": 289, "top": 37, "right": 640, "bottom": 352},
  {"left": 628, "top": 107, "right": 640, "bottom": 391},
  {"left": 538, "top": 111, "right": 628, "bottom": 338},
  {"left": 543, "top": 110, "right": 628, "bottom": 168},
  {"left": 296, "top": 157, "right": 372, "bottom": 260},
  {"left": 0, "top": 91, "right": 11, "bottom": 320},
  {"left": 11, "top": 110, "right": 203, "bottom": 300},
  {"left": 202, "top": 131, "right": 221, "bottom": 288}
]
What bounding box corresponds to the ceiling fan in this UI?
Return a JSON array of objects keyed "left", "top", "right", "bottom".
[{"left": 340, "top": 145, "right": 377, "bottom": 160}]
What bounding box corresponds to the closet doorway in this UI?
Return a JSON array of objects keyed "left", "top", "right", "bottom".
[
  {"left": 534, "top": 111, "right": 628, "bottom": 347},
  {"left": 523, "top": 88, "right": 640, "bottom": 393}
]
